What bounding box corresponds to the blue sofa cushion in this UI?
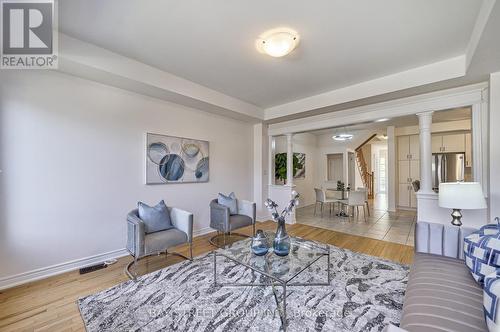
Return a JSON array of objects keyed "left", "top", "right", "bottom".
[
  {"left": 138, "top": 200, "right": 173, "bottom": 234},
  {"left": 484, "top": 270, "right": 500, "bottom": 331},
  {"left": 218, "top": 192, "right": 238, "bottom": 215},
  {"left": 464, "top": 224, "right": 500, "bottom": 286}
]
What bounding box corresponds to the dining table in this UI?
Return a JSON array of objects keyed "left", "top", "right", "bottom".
[{"left": 325, "top": 188, "right": 350, "bottom": 217}]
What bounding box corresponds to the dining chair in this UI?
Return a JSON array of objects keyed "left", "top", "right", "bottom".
[
  {"left": 343, "top": 190, "right": 368, "bottom": 221},
  {"left": 356, "top": 187, "right": 370, "bottom": 216},
  {"left": 313, "top": 188, "right": 338, "bottom": 217}
]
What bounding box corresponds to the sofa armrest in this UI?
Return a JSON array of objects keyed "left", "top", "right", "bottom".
[
  {"left": 415, "top": 221, "right": 477, "bottom": 259},
  {"left": 126, "top": 211, "right": 145, "bottom": 257},
  {"left": 169, "top": 207, "right": 194, "bottom": 243},
  {"left": 237, "top": 199, "right": 256, "bottom": 223},
  {"left": 210, "top": 200, "right": 230, "bottom": 232}
]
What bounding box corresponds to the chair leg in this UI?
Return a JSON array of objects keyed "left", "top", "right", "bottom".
[
  {"left": 356, "top": 206, "right": 359, "bottom": 218},
  {"left": 314, "top": 202, "right": 317, "bottom": 216},
  {"left": 189, "top": 242, "right": 193, "bottom": 259},
  {"left": 125, "top": 255, "right": 140, "bottom": 281},
  {"left": 363, "top": 206, "right": 367, "bottom": 222},
  {"left": 366, "top": 202, "right": 370, "bottom": 216},
  {"left": 321, "top": 202, "right": 324, "bottom": 217}
]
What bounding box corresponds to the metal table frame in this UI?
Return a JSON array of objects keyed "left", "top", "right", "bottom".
[{"left": 212, "top": 244, "right": 330, "bottom": 331}]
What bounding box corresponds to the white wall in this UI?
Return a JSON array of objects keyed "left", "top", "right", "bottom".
[
  {"left": 275, "top": 133, "right": 317, "bottom": 206},
  {"left": 0, "top": 70, "right": 253, "bottom": 280}
]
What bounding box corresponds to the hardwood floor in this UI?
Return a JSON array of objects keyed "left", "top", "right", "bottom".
[{"left": 0, "top": 221, "right": 414, "bottom": 332}]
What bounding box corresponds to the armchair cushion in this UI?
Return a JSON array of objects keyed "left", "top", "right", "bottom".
[
  {"left": 218, "top": 192, "right": 238, "bottom": 215},
  {"left": 138, "top": 200, "right": 173, "bottom": 234},
  {"left": 144, "top": 228, "right": 188, "bottom": 255},
  {"left": 228, "top": 215, "right": 253, "bottom": 231}
]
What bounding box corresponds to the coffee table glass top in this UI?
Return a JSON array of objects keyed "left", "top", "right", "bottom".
[{"left": 215, "top": 232, "right": 329, "bottom": 283}]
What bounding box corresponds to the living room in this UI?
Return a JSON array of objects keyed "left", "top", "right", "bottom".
[{"left": 1, "top": 1, "right": 500, "bottom": 331}]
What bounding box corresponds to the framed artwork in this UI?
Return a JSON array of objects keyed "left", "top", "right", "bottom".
[
  {"left": 274, "top": 152, "right": 306, "bottom": 183},
  {"left": 146, "top": 133, "right": 209, "bottom": 184}
]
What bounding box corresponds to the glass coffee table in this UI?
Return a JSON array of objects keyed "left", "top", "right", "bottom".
[{"left": 212, "top": 232, "right": 330, "bottom": 331}]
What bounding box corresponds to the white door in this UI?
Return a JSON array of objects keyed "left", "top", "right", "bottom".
[
  {"left": 398, "top": 136, "right": 410, "bottom": 160},
  {"left": 399, "top": 184, "right": 410, "bottom": 207},
  {"left": 409, "top": 135, "right": 420, "bottom": 160},
  {"left": 432, "top": 135, "right": 442, "bottom": 153},
  {"left": 399, "top": 160, "right": 410, "bottom": 183},
  {"left": 442, "top": 134, "right": 465, "bottom": 153}
]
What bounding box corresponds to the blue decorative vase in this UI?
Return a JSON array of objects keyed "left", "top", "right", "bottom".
[
  {"left": 251, "top": 230, "right": 269, "bottom": 256},
  {"left": 273, "top": 217, "right": 291, "bottom": 256}
]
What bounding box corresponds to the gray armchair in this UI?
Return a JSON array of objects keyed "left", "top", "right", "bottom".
[
  {"left": 125, "top": 206, "right": 193, "bottom": 280},
  {"left": 209, "top": 198, "right": 256, "bottom": 248}
]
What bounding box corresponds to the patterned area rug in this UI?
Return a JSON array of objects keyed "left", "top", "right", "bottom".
[{"left": 78, "top": 243, "right": 409, "bottom": 331}]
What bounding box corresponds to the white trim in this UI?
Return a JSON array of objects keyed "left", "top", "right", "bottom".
[
  {"left": 268, "top": 82, "right": 487, "bottom": 136},
  {"left": 192, "top": 226, "right": 213, "bottom": 237},
  {"left": 0, "top": 226, "right": 214, "bottom": 291},
  {"left": 0, "top": 248, "right": 129, "bottom": 291}
]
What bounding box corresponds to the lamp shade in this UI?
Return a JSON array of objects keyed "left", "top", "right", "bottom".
[{"left": 439, "top": 182, "right": 486, "bottom": 210}]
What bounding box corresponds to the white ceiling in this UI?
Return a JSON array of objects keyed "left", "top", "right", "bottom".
[{"left": 59, "top": 0, "right": 483, "bottom": 109}]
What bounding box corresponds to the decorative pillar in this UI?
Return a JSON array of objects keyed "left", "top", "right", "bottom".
[
  {"left": 268, "top": 135, "right": 275, "bottom": 186},
  {"left": 417, "top": 111, "right": 434, "bottom": 194},
  {"left": 387, "top": 126, "right": 396, "bottom": 211},
  {"left": 286, "top": 133, "right": 293, "bottom": 186}
]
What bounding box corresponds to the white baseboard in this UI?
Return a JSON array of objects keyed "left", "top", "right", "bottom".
[
  {"left": 0, "top": 226, "right": 232, "bottom": 291},
  {"left": 0, "top": 248, "right": 129, "bottom": 291},
  {"left": 192, "top": 226, "right": 213, "bottom": 237}
]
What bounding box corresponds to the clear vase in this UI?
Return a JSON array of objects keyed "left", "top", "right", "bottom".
[
  {"left": 273, "top": 217, "right": 290, "bottom": 256},
  {"left": 251, "top": 230, "right": 269, "bottom": 256}
]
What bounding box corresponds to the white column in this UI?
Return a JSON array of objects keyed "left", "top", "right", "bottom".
[
  {"left": 417, "top": 111, "right": 434, "bottom": 194},
  {"left": 387, "top": 126, "right": 396, "bottom": 211},
  {"left": 286, "top": 133, "right": 293, "bottom": 186},
  {"left": 268, "top": 135, "right": 275, "bottom": 186},
  {"left": 490, "top": 72, "right": 500, "bottom": 220},
  {"left": 253, "top": 124, "right": 264, "bottom": 219}
]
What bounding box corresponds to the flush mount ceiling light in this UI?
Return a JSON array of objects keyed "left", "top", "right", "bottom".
[
  {"left": 256, "top": 28, "right": 300, "bottom": 58},
  {"left": 332, "top": 133, "right": 354, "bottom": 141},
  {"left": 375, "top": 118, "right": 390, "bottom": 122}
]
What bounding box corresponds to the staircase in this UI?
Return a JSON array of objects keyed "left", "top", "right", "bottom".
[{"left": 355, "top": 134, "right": 376, "bottom": 198}]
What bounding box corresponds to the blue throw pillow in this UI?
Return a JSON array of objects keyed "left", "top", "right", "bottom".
[
  {"left": 484, "top": 270, "right": 500, "bottom": 331},
  {"left": 464, "top": 224, "right": 500, "bottom": 285},
  {"left": 218, "top": 192, "right": 238, "bottom": 215},
  {"left": 138, "top": 200, "right": 173, "bottom": 234}
]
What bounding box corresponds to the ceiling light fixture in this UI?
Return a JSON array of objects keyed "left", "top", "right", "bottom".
[
  {"left": 375, "top": 118, "right": 390, "bottom": 122},
  {"left": 256, "top": 28, "right": 300, "bottom": 58},
  {"left": 332, "top": 133, "right": 354, "bottom": 141}
]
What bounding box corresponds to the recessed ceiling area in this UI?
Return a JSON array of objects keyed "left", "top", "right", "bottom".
[
  {"left": 59, "top": 0, "right": 483, "bottom": 109},
  {"left": 306, "top": 107, "right": 472, "bottom": 137}
]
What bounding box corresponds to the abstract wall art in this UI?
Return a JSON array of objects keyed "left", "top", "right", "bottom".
[{"left": 146, "top": 133, "right": 209, "bottom": 184}]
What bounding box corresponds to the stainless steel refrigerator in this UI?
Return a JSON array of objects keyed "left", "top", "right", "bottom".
[{"left": 432, "top": 153, "right": 465, "bottom": 190}]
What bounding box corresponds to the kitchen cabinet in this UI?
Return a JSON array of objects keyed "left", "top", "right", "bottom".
[
  {"left": 398, "top": 184, "right": 410, "bottom": 207},
  {"left": 397, "top": 134, "right": 419, "bottom": 209},
  {"left": 398, "top": 136, "right": 410, "bottom": 160},
  {"left": 432, "top": 133, "right": 466, "bottom": 153},
  {"left": 398, "top": 135, "right": 419, "bottom": 160}
]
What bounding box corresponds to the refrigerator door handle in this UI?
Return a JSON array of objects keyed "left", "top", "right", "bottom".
[
  {"left": 437, "top": 154, "right": 442, "bottom": 185},
  {"left": 442, "top": 154, "right": 447, "bottom": 182}
]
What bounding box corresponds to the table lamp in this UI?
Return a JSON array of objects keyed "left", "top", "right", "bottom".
[{"left": 439, "top": 182, "right": 487, "bottom": 226}]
